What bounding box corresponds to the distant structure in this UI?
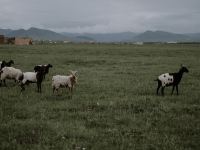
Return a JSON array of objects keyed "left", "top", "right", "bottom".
[
  {"left": 134, "top": 42, "right": 143, "bottom": 45},
  {"left": 0, "top": 35, "right": 32, "bottom": 45},
  {"left": 5, "top": 37, "right": 15, "bottom": 44},
  {"left": 14, "top": 37, "right": 32, "bottom": 45},
  {"left": 0, "top": 35, "right": 5, "bottom": 44}
]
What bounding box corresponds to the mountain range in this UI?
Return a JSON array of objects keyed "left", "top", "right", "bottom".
[{"left": 0, "top": 27, "right": 200, "bottom": 42}]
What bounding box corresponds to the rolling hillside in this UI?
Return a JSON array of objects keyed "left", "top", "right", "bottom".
[
  {"left": 0, "top": 27, "right": 69, "bottom": 41},
  {"left": 132, "top": 31, "right": 191, "bottom": 42},
  {"left": 0, "top": 27, "right": 200, "bottom": 42}
]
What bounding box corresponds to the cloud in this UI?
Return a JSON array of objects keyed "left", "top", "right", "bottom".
[{"left": 0, "top": 0, "right": 200, "bottom": 33}]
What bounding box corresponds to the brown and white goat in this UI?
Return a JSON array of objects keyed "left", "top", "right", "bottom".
[{"left": 52, "top": 70, "right": 78, "bottom": 97}]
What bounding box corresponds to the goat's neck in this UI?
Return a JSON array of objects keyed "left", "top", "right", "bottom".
[{"left": 177, "top": 70, "right": 184, "bottom": 81}]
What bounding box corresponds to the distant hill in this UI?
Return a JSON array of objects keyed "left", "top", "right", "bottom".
[
  {"left": 0, "top": 27, "right": 69, "bottom": 41},
  {"left": 62, "top": 31, "right": 200, "bottom": 42},
  {"left": 60, "top": 33, "right": 95, "bottom": 42},
  {"left": 0, "top": 29, "right": 12, "bottom": 35},
  {"left": 132, "top": 31, "right": 191, "bottom": 42},
  {"left": 1, "top": 27, "right": 200, "bottom": 42},
  {"left": 185, "top": 33, "right": 200, "bottom": 41},
  {"left": 7, "top": 27, "right": 69, "bottom": 41},
  {"left": 61, "top": 32, "right": 138, "bottom": 42}
]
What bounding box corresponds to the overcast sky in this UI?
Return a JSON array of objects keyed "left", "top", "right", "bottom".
[{"left": 0, "top": 0, "right": 200, "bottom": 33}]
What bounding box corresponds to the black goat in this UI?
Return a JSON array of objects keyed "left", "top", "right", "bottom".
[
  {"left": 0, "top": 60, "right": 14, "bottom": 69},
  {"left": 156, "top": 65, "right": 189, "bottom": 96},
  {"left": 34, "top": 64, "right": 53, "bottom": 79}
]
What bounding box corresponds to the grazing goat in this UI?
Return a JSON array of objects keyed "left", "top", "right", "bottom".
[
  {"left": 52, "top": 70, "right": 78, "bottom": 97},
  {"left": 34, "top": 64, "right": 53, "bottom": 79},
  {"left": 21, "top": 67, "right": 45, "bottom": 93},
  {"left": 155, "top": 65, "right": 189, "bottom": 96},
  {"left": 0, "top": 67, "right": 23, "bottom": 86},
  {"left": 0, "top": 60, "right": 14, "bottom": 70}
]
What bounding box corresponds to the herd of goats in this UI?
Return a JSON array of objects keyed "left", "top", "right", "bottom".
[
  {"left": 0, "top": 60, "right": 189, "bottom": 96},
  {"left": 0, "top": 60, "right": 77, "bottom": 97}
]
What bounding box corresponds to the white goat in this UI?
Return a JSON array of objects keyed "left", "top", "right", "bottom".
[
  {"left": 0, "top": 67, "right": 23, "bottom": 86},
  {"left": 21, "top": 69, "right": 45, "bottom": 92},
  {"left": 52, "top": 70, "right": 78, "bottom": 97}
]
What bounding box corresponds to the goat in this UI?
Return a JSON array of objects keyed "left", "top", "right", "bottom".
[
  {"left": 0, "top": 67, "right": 23, "bottom": 86},
  {"left": 21, "top": 67, "right": 45, "bottom": 92},
  {"left": 155, "top": 65, "right": 189, "bottom": 96},
  {"left": 52, "top": 70, "right": 78, "bottom": 98},
  {"left": 34, "top": 64, "right": 53, "bottom": 79}
]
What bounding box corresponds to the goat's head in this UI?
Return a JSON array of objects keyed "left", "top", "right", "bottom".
[
  {"left": 180, "top": 65, "right": 189, "bottom": 73},
  {"left": 34, "top": 66, "right": 45, "bottom": 73},
  {"left": 69, "top": 70, "right": 78, "bottom": 84},
  {"left": 9, "top": 60, "right": 14, "bottom": 65},
  {"left": 69, "top": 70, "right": 78, "bottom": 76},
  {"left": 47, "top": 64, "right": 53, "bottom": 68},
  {"left": 44, "top": 64, "right": 53, "bottom": 74},
  {"left": 1, "top": 60, "right": 6, "bottom": 69},
  {"left": 34, "top": 66, "right": 41, "bottom": 72}
]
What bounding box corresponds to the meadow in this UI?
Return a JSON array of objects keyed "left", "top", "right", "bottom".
[{"left": 0, "top": 43, "right": 200, "bottom": 150}]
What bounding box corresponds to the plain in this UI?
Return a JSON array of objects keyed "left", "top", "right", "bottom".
[{"left": 0, "top": 43, "right": 200, "bottom": 150}]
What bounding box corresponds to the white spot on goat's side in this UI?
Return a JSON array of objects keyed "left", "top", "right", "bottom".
[{"left": 158, "top": 73, "right": 174, "bottom": 87}]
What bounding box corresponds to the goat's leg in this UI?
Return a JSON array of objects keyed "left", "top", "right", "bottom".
[
  {"left": 176, "top": 85, "right": 179, "bottom": 95},
  {"left": 71, "top": 87, "right": 73, "bottom": 98},
  {"left": 156, "top": 80, "right": 161, "bottom": 95},
  {"left": 53, "top": 87, "right": 55, "bottom": 93},
  {"left": 20, "top": 83, "right": 25, "bottom": 92},
  {"left": 68, "top": 87, "right": 73, "bottom": 99},
  {"left": 156, "top": 85, "right": 160, "bottom": 95},
  {"left": 3, "top": 80, "right": 6, "bottom": 86},
  {"left": 37, "top": 82, "right": 41, "bottom": 93},
  {"left": 161, "top": 87, "right": 165, "bottom": 96},
  {"left": 54, "top": 88, "right": 58, "bottom": 95},
  {"left": 171, "top": 86, "right": 175, "bottom": 95},
  {"left": 39, "top": 84, "right": 42, "bottom": 93},
  {"left": 53, "top": 86, "right": 60, "bottom": 95},
  {"left": 37, "top": 83, "right": 39, "bottom": 92}
]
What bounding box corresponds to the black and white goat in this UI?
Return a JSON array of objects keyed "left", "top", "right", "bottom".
[
  {"left": 155, "top": 65, "right": 189, "bottom": 96},
  {"left": 21, "top": 67, "right": 45, "bottom": 92},
  {"left": 34, "top": 64, "right": 53, "bottom": 79},
  {"left": 0, "top": 60, "right": 14, "bottom": 70}
]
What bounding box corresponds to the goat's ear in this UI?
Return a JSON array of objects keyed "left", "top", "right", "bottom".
[
  {"left": 69, "top": 70, "right": 73, "bottom": 74},
  {"left": 73, "top": 71, "right": 78, "bottom": 76},
  {"left": 69, "top": 70, "right": 78, "bottom": 76}
]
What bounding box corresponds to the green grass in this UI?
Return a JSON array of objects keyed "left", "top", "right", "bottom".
[{"left": 0, "top": 43, "right": 200, "bottom": 150}]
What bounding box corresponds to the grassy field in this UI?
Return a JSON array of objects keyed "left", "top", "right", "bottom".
[{"left": 0, "top": 43, "right": 200, "bottom": 150}]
